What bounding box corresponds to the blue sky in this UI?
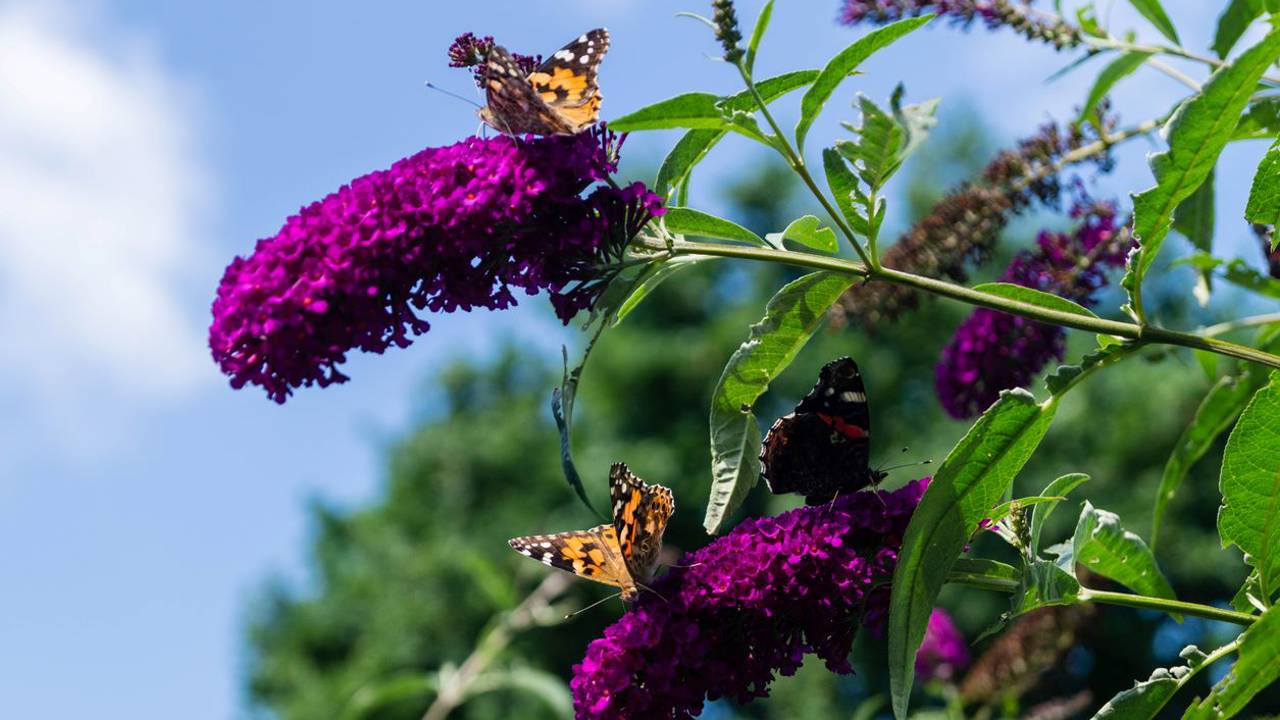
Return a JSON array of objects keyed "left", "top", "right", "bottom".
[{"left": 0, "top": 1, "right": 1264, "bottom": 718}]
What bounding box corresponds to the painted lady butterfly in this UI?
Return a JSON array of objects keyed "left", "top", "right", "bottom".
[
  {"left": 508, "top": 462, "right": 673, "bottom": 602},
  {"left": 760, "top": 357, "right": 886, "bottom": 504},
  {"left": 479, "top": 28, "right": 610, "bottom": 136}
]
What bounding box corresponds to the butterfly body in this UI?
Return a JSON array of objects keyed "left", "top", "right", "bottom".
[
  {"left": 479, "top": 29, "right": 609, "bottom": 136},
  {"left": 509, "top": 462, "right": 672, "bottom": 602},
  {"left": 760, "top": 357, "right": 885, "bottom": 504}
]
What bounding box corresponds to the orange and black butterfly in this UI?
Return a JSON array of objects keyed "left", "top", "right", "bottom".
[
  {"left": 508, "top": 462, "right": 673, "bottom": 602},
  {"left": 478, "top": 28, "right": 610, "bottom": 136}
]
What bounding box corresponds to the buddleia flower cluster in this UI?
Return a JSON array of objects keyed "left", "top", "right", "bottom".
[
  {"left": 448, "top": 32, "right": 541, "bottom": 87},
  {"left": 916, "top": 608, "right": 971, "bottom": 682},
  {"left": 208, "top": 128, "right": 663, "bottom": 403},
  {"left": 838, "top": 0, "right": 1081, "bottom": 49},
  {"left": 832, "top": 115, "right": 1114, "bottom": 330},
  {"left": 934, "top": 202, "right": 1131, "bottom": 418},
  {"left": 570, "top": 479, "right": 927, "bottom": 719}
]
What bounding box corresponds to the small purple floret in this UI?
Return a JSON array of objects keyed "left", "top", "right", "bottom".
[{"left": 916, "top": 609, "right": 970, "bottom": 682}]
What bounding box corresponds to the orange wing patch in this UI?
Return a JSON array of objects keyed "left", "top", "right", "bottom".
[{"left": 552, "top": 96, "right": 601, "bottom": 128}]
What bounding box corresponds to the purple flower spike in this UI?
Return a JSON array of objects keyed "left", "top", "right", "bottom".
[
  {"left": 209, "top": 128, "right": 661, "bottom": 403},
  {"left": 916, "top": 609, "right": 970, "bottom": 682},
  {"left": 935, "top": 203, "right": 1131, "bottom": 418},
  {"left": 570, "top": 479, "right": 929, "bottom": 719},
  {"left": 838, "top": 0, "right": 1081, "bottom": 49}
]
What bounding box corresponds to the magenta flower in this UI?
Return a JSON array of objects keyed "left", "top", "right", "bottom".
[
  {"left": 916, "top": 609, "right": 970, "bottom": 682},
  {"left": 448, "top": 32, "right": 540, "bottom": 87},
  {"left": 570, "top": 479, "right": 929, "bottom": 719},
  {"left": 209, "top": 128, "right": 662, "bottom": 403},
  {"left": 935, "top": 203, "right": 1131, "bottom": 418}
]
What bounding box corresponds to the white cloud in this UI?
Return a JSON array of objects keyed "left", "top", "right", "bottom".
[{"left": 0, "top": 2, "right": 212, "bottom": 458}]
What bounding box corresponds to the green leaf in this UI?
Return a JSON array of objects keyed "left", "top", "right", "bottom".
[
  {"left": 1127, "top": 0, "right": 1181, "bottom": 44},
  {"left": 1073, "top": 501, "right": 1178, "bottom": 601},
  {"left": 1246, "top": 137, "right": 1280, "bottom": 225},
  {"left": 614, "top": 256, "right": 716, "bottom": 324},
  {"left": 663, "top": 207, "right": 765, "bottom": 246},
  {"left": 1184, "top": 604, "right": 1280, "bottom": 718},
  {"left": 890, "top": 85, "right": 940, "bottom": 163},
  {"left": 705, "top": 272, "right": 854, "bottom": 533},
  {"left": 1012, "top": 559, "right": 1081, "bottom": 615},
  {"left": 1079, "top": 51, "right": 1152, "bottom": 123},
  {"left": 888, "top": 389, "right": 1057, "bottom": 719},
  {"left": 972, "top": 282, "right": 1100, "bottom": 320},
  {"left": 1174, "top": 167, "right": 1216, "bottom": 254},
  {"left": 796, "top": 15, "right": 933, "bottom": 152},
  {"left": 744, "top": 0, "right": 774, "bottom": 75},
  {"left": 1045, "top": 345, "right": 1130, "bottom": 397},
  {"left": 1152, "top": 375, "right": 1252, "bottom": 549},
  {"left": 1231, "top": 570, "right": 1268, "bottom": 613},
  {"left": 1221, "top": 258, "right": 1280, "bottom": 299},
  {"left": 1218, "top": 372, "right": 1280, "bottom": 602},
  {"left": 823, "top": 148, "right": 870, "bottom": 237},
  {"left": 1213, "top": 0, "right": 1263, "bottom": 59},
  {"left": 1236, "top": 96, "right": 1280, "bottom": 141},
  {"left": 766, "top": 215, "right": 839, "bottom": 253},
  {"left": 654, "top": 71, "right": 819, "bottom": 198},
  {"left": 1031, "top": 473, "right": 1091, "bottom": 554},
  {"left": 838, "top": 95, "right": 903, "bottom": 190},
  {"left": 1092, "top": 646, "right": 1218, "bottom": 719},
  {"left": 1123, "top": 28, "right": 1280, "bottom": 320},
  {"left": 610, "top": 92, "right": 726, "bottom": 132},
  {"left": 950, "top": 557, "right": 1021, "bottom": 588}
]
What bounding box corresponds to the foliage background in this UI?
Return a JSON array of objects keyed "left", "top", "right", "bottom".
[
  {"left": 1, "top": 2, "right": 1276, "bottom": 718},
  {"left": 246, "top": 114, "right": 1267, "bottom": 716}
]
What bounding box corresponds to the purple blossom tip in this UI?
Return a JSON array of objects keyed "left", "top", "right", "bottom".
[
  {"left": 916, "top": 609, "right": 970, "bottom": 682},
  {"left": 571, "top": 479, "right": 929, "bottom": 719},
  {"left": 209, "top": 128, "right": 660, "bottom": 403}
]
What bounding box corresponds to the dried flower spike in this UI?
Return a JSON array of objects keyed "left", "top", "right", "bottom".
[{"left": 712, "top": 0, "right": 745, "bottom": 63}]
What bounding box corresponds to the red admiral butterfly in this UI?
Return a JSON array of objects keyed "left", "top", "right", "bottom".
[{"left": 760, "top": 357, "right": 886, "bottom": 504}]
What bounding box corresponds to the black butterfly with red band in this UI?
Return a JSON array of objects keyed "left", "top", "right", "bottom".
[{"left": 760, "top": 357, "right": 887, "bottom": 504}]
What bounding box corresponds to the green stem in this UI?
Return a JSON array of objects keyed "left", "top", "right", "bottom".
[
  {"left": 1078, "top": 588, "right": 1258, "bottom": 626},
  {"left": 948, "top": 570, "right": 1258, "bottom": 626},
  {"left": 734, "top": 62, "right": 875, "bottom": 268},
  {"left": 634, "top": 236, "right": 1280, "bottom": 370},
  {"left": 1200, "top": 312, "right": 1280, "bottom": 338}
]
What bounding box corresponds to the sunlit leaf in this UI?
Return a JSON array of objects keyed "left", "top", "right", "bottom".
[
  {"left": 972, "top": 282, "right": 1100, "bottom": 319},
  {"left": 610, "top": 92, "right": 726, "bottom": 132},
  {"left": 1073, "top": 501, "right": 1177, "bottom": 601},
  {"left": 1246, "top": 137, "right": 1280, "bottom": 226},
  {"left": 1031, "top": 473, "right": 1090, "bottom": 554},
  {"left": 664, "top": 207, "right": 766, "bottom": 246},
  {"left": 766, "top": 214, "right": 839, "bottom": 253},
  {"left": 823, "top": 148, "right": 870, "bottom": 237},
  {"left": 1127, "top": 0, "right": 1181, "bottom": 44},
  {"left": 1092, "top": 646, "right": 1218, "bottom": 719},
  {"left": 654, "top": 71, "right": 819, "bottom": 198},
  {"left": 796, "top": 15, "right": 932, "bottom": 152},
  {"left": 1122, "top": 28, "right": 1280, "bottom": 319},
  {"left": 705, "top": 272, "right": 854, "bottom": 533},
  {"left": 1152, "top": 375, "right": 1251, "bottom": 549},
  {"left": 1218, "top": 372, "right": 1280, "bottom": 602},
  {"left": 744, "top": 0, "right": 774, "bottom": 75},
  {"left": 1012, "top": 559, "right": 1081, "bottom": 615},
  {"left": 1213, "top": 0, "right": 1263, "bottom": 59},
  {"left": 1079, "top": 51, "right": 1152, "bottom": 123},
  {"left": 888, "top": 389, "right": 1057, "bottom": 719}
]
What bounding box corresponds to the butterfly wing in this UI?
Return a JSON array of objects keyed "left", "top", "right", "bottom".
[
  {"left": 609, "top": 462, "right": 674, "bottom": 583},
  {"left": 526, "top": 28, "right": 609, "bottom": 132},
  {"left": 508, "top": 524, "right": 629, "bottom": 588},
  {"left": 480, "top": 45, "right": 574, "bottom": 136},
  {"left": 760, "top": 357, "right": 877, "bottom": 503}
]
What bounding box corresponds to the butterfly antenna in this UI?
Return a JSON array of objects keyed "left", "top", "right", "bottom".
[
  {"left": 423, "top": 81, "right": 484, "bottom": 109},
  {"left": 636, "top": 582, "right": 670, "bottom": 604},
  {"left": 564, "top": 591, "right": 623, "bottom": 620},
  {"left": 662, "top": 561, "right": 703, "bottom": 570}
]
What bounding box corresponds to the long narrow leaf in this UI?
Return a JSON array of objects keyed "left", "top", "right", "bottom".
[
  {"left": 705, "top": 272, "right": 854, "bottom": 533},
  {"left": 1122, "top": 28, "right": 1280, "bottom": 319},
  {"left": 1218, "top": 372, "right": 1280, "bottom": 601},
  {"left": 888, "top": 389, "right": 1057, "bottom": 719},
  {"left": 796, "top": 15, "right": 932, "bottom": 152}
]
